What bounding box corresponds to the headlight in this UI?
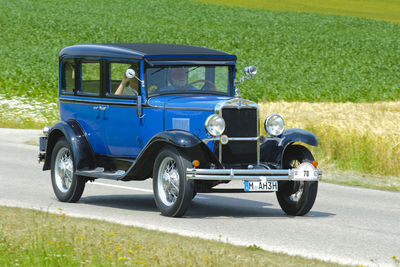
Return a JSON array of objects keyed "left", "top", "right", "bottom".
[
  {"left": 264, "top": 114, "right": 285, "bottom": 136},
  {"left": 205, "top": 114, "right": 225, "bottom": 136},
  {"left": 43, "top": 126, "right": 51, "bottom": 137}
]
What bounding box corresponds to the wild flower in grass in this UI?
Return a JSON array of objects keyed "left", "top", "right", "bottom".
[
  {"left": 128, "top": 250, "right": 132, "bottom": 254},
  {"left": 119, "top": 257, "right": 127, "bottom": 261}
]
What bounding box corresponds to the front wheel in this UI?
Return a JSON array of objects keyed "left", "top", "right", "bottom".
[
  {"left": 50, "top": 138, "right": 86, "bottom": 202},
  {"left": 276, "top": 145, "right": 318, "bottom": 216},
  {"left": 153, "top": 146, "right": 194, "bottom": 217}
]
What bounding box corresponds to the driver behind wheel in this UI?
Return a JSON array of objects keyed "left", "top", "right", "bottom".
[{"left": 161, "top": 67, "right": 197, "bottom": 91}]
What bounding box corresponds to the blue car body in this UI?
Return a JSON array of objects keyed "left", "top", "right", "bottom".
[{"left": 39, "top": 43, "right": 321, "bottom": 217}]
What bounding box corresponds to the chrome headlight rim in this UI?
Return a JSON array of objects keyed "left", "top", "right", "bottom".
[
  {"left": 264, "top": 114, "right": 285, "bottom": 137},
  {"left": 205, "top": 114, "right": 226, "bottom": 137}
]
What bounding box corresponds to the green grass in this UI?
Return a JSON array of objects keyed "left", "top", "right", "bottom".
[
  {"left": 0, "top": 0, "right": 399, "bottom": 103},
  {"left": 0, "top": 206, "right": 346, "bottom": 266}
]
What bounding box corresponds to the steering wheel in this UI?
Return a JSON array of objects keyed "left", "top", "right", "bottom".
[{"left": 184, "top": 80, "right": 216, "bottom": 91}]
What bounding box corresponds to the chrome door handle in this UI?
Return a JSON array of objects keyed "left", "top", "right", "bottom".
[{"left": 99, "top": 106, "right": 108, "bottom": 111}]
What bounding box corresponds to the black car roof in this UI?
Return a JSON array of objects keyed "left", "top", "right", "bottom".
[{"left": 59, "top": 43, "right": 236, "bottom": 62}]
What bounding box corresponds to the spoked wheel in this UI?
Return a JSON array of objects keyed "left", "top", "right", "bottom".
[
  {"left": 276, "top": 145, "right": 318, "bottom": 216},
  {"left": 153, "top": 146, "right": 194, "bottom": 217},
  {"left": 51, "top": 138, "right": 86, "bottom": 202}
]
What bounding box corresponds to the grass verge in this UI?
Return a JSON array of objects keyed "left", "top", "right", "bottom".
[
  {"left": 0, "top": 206, "right": 345, "bottom": 266},
  {"left": 0, "top": 96, "right": 59, "bottom": 129}
]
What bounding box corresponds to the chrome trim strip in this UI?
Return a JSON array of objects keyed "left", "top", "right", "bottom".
[
  {"left": 188, "top": 168, "right": 290, "bottom": 175},
  {"left": 188, "top": 175, "right": 291, "bottom": 181},
  {"left": 147, "top": 106, "right": 214, "bottom": 111},
  {"left": 214, "top": 98, "right": 259, "bottom": 114}
]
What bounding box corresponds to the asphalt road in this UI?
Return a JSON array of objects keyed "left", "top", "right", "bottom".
[{"left": 0, "top": 128, "right": 399, "bottom": 266}]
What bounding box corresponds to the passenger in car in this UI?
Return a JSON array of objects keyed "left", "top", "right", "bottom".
[{"left": 115, "top": 66, "right": 139, "bottom": 96}]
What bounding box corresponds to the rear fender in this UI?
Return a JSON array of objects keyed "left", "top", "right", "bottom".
[{"left": 43, "top": 120, "right": 95, "bottom": 171}]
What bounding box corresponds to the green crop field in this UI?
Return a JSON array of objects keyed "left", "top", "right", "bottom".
[
  {"left": 0, "top": 0, "right": 399, "bottom": 103},
  {"left": 195, "top": 0, "right": 400, "bottom": 23}
]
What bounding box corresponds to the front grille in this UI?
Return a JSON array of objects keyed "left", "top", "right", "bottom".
[{"left": 221, "top": 108, "right": 258, "bottom": 165}]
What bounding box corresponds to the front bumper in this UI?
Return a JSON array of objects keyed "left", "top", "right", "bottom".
[{"left": 186, "top": 163, "right": 322, "bottom": 182}]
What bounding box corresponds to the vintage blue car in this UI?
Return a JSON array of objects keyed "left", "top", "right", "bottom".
[{"left": 39, "top": 43, "right": 321, "bottom": 217}]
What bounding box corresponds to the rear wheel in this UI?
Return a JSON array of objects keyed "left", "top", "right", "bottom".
[
  {"left": 153, "top": 146, "right": 194, "bottom": 217},
  {"left": 276, "top": 145, "right": 318, "bottom": 216},
  {"left": 50, "top": 138, "right": 86, "bottom": 202}
]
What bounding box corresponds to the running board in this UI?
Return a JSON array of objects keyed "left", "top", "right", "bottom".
[{"left": 76, "top": 167, "right": 126, "bottom": 180}]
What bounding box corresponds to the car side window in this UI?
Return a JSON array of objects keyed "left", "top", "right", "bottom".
[
  {"left": 80, "top": 62, "right": 100, "bottom": 95},
  {"left": 109, "top": 62, "right": 139, "bottom": 97},
  {"left": 61, "top": 61, "right": 76, "bottom": 93}
]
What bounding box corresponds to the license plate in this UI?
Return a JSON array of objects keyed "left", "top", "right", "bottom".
[
  {"left": 244, "top": 180, "right": 278, "bottom": 192},
  {"left": 292, "top": 162, "right": 319, "bottom": 181}
]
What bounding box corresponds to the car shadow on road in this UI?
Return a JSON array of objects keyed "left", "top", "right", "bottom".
[
  {"left": 79, "top": 193, "right": 335, "bottom": 219},
  {"left": 80, "top": 194, "right": 158, "bottom": 213}
]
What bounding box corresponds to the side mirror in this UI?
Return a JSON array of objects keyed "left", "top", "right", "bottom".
[
  {"left": 234, "top": 65, "right": 257, "bottom": 86},
  {"left": 126, "top": 68, "right": 136, "bottom": 79},
  {"left": 244, "top": 66, "right": 257, "bottom": 77},
  {"left": 126, "top": 68, "right": 145, "bottom": 88}
]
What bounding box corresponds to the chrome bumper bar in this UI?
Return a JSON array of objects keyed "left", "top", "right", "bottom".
[{"left": 186, "top": 166, "right": 322, "bottom": 181}]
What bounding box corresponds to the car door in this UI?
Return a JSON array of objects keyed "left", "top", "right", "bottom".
[
  {"left": 59, "top": 60, "right": 108, "bottom": 155},
  {"left": 101, "top": 61, "right": 142, "bottom": 157}
]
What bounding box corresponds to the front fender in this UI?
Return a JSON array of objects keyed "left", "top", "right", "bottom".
[
  {"left": 260, "top": 128, "right": 318, "bottom": 164},
  {"left": 280, "top": 128, "right": 318, "bottom": 147},
  {"left": 121, "top": 130, "right": 221, "bottom": 181},
  {"left": 43, "top": 120, "right": 95, "bottom": 171}
]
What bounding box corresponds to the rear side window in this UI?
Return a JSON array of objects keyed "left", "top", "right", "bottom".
[
  {"left": 61, "top": 61, "right": 76, "bottom": 93},
  {"left": 80, "top": 62, "right": 100, "bottom": 95}
]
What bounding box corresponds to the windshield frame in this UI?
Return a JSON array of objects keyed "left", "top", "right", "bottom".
[{"left": 144, "top": 64, "right": 235, "bottom": 98}]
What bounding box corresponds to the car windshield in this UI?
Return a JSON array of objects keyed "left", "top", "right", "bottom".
[{"left": 146, "top": 65, "right": 232, "bottom": 96}]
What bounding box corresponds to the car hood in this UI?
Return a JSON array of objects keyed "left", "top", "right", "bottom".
[{"left": 147, "top": 95, "right": 232, "bottom": 110}]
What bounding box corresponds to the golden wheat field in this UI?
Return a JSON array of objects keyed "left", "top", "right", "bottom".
[{"left": 259, "top": 101, "right": 400, "bottom": 177}]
